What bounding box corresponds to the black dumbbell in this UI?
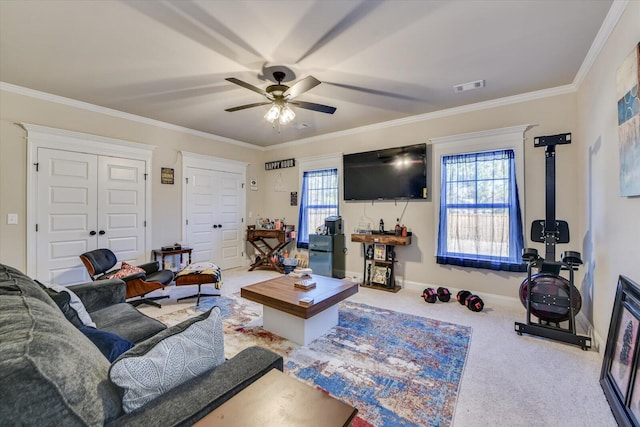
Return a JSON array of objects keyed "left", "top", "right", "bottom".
[
  {"left": 457, "top": 290, "right": 471, "bottom": 305},
  {"left": 422, "top": 288, "right": 437, "bottom": 303},
  {"left": 437, "top": 287, "right": 451, "bottom": 302},
  {"left": 466, "top": 294, "right": 485, "bottom": 312},
  {"left": 456, "top": 290, "right": 485, "bottom": 312}
]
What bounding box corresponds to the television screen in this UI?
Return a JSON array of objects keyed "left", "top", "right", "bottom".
[{"left": 343, "top": 143, "right": 427, "bottom": 201}]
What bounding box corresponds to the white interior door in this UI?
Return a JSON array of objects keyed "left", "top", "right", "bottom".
[
  {"left": 218, "top": 171, "right": 243, "bottom": 269},
  {"left": 36, "top": 149, "right": 98, "bottom": 284},
  {"left": 185, "top": 167, "right": 243, "bottom": 269},
  {"left": 186, "top": 167, "right": 217, "bottom": 264},
  {"left": 98, "top": 156, "right": 146, "bottom": 264},
  {"left": 36, "top": 148, "right": 147, "bottom": 284}
]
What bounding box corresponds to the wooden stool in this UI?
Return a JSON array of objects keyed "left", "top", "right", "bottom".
[{"left": 175, "top": 272, "right": 220, "bottom": 306}]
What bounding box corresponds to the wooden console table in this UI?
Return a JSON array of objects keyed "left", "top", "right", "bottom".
[
  {"left": 247, "top": 226, "right": 294, "bottom": 273},
  {"left": 351, "top": 233, "right": 411, "bottom": 292}
]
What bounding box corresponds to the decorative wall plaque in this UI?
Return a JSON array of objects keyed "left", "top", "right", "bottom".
[
  {"left": 265, "top": 158, "right": 295, "bottom": 171},
  {"left": 161, "top": 167, "right": 174, "bottom": 184}
]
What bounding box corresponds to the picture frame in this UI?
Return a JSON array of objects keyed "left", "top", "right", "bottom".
[
  {"left": 616, "top": 42, "right": 640, "bottom": 197},
  {"left": 601, "top": 275, "right": 640, "bottom": 426},
  {"left": 371, "top": 266, "right": 387, "bottom": 285},
  {"left": 373, "top": 244, "right": 386, "bottom": 261},
  {"left": 161, "top": 167, "right": 174, "bottom": 184}
]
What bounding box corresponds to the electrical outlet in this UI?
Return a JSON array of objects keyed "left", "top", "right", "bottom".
[{"left": 7, "top": 213, "right": 18, "bottom": 225}]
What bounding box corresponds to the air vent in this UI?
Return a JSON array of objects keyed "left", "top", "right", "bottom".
[{"left": 453, "top": 79, "right": 485, "bottom": 93}]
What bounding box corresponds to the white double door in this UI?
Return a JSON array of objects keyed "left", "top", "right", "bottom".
[
  {"left": 35, "top": 148, "right": 146, "bottom": 285},
  {"left": 185, "top": 167, "right": 243, "bottom": 269}
]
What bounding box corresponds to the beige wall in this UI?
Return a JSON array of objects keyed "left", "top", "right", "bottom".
[
  {"left": 1, "top": 3, "right": 636, "bottom": 346},
  {"left": 262, "top": 93, "right": 580, "bottom": 302},
  {"left": 0, "top": 90, "right": 265, "bottom": 270},
  {"left": 576, "top": 1, "right": 640, "bottom": 345}
]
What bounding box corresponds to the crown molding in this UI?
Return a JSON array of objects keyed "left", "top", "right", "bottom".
[
  {"left": 0, "top": 81, "right": 262, "bottom": 151},
  {"left": 573, "top": 0, "right": 629, "bottom": 87},
  {"left": 3, "top": 0, "right": 627, "bottom": 158},
  {"left": 429, "top": 124, "right": 531, "bottom": 145}
]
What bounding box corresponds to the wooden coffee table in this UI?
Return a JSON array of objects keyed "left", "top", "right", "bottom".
[
  {"left": 241, "top": 275, "right": 358, "bottom": 345},
  {"left": 194, "top": 369, "right": 358, "bottom": 426}
]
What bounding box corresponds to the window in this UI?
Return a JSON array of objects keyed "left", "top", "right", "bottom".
[
  {"left": 297, "top": 168, "right": 339, "bottom": 249},
  {"left": 437, "top": 149, "right": 525, "bottom": 271}
]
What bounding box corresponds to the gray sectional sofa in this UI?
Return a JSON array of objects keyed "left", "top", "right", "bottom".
[{"left": 0, "top": 263, "right": 283, "bottom": 426}]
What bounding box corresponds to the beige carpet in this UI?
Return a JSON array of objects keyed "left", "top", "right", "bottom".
[{"left": 140, "top": 267, "right": 616, "bottom": 427}]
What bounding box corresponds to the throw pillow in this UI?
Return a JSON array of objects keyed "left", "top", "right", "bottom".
[
  {"left": 107, "top": 261, "right": 146, "bottom": 280},
  {"left": 40, "top": 285, "right": 84, "bottom": 328},
  {"left": 37, "top": 281, "right": 96, "bottom": 328},
  {"left": 109, "top": 307, "right": 224, "bottom": 413},
  {"left": 80, "top": 327, "right": 135, "bottom": 362}
]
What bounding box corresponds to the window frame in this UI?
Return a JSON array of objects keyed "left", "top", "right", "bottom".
[
  {"left": 297, "top": 153, "right": 342, "bottom": 248},
  {"left": 431, "top": 125, "right": 529, "bottom": 258}
]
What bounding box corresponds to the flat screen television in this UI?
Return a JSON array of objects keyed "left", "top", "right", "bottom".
[{"left": 343, "top": 143, "right": 427, "bottom": 201}]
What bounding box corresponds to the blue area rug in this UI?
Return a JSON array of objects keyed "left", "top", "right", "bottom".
[{"left": 159, "top": 295, "right": 472, "bottom": 427}]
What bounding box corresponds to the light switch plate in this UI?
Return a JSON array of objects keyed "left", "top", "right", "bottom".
[{"left": 7, "top": 213, "right": 18, "bottom": 225}]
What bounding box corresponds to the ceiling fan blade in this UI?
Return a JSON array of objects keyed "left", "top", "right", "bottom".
[
  {"left": 225, "top": 102, "right": 271, "bottom": 112},
  {"left": 290, "top": 101, "right": 336, "bottom": 114},
  {"left": 225, "top": 77, "right": 267, "bottom": 96},
  {"left": 284, "top": 76, "right": 321, "bottom": 99}
]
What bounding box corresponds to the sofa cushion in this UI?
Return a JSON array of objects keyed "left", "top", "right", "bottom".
[
  {"left": 81, "top": 327, "right": 135, "bottom": 363},
  {"left": 42, "top": 286, "right": 84, "bottom": 328},
  {"left": 38, "top": 281, "right": 97, "bottom": 328},
  {"left": 0, "top": 264, "right": 57, "bottom": 309},
  {"left": 109, "top": 307, "right": 224, "bottom": 413},
  {"left": 91, "top": 302, "right": 166, "bottom": 343},
  {"left": 0, "top": 294, "right": 122, "bottom": 425}
]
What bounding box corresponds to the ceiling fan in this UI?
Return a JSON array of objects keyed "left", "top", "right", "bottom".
[{"left": 225, "top": 71, "right": 337, "bottom": 125}]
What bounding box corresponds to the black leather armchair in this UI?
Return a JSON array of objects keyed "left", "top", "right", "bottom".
[{"left": 79, "top": 248, "right": 174, "bottom": 308}]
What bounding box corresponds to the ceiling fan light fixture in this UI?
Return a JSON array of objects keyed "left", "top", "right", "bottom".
[
  {"left": 264, "top": 103, "right": 281, "bottom": 123},
  {"left": 279, "top": 105, "right": 295, "bottom": 125}
]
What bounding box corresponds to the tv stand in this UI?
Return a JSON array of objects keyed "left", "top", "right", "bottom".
[{"left": 350, "top": 234, "right": 411, "bottom": 292}]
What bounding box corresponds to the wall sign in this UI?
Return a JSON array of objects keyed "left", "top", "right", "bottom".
[
  {"left": 161, "top": 167, "right": 174, "bottom": 184},
  {"left": 290, "top": 191, "right": 298, "bottom": 206},
  {"left": 265, "top": 158, "right": 295, "bottom": 171}
]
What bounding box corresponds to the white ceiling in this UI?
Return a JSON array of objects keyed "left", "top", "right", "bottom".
[{"left": 0, "top": 0, "right": 614, "bottom": 148}]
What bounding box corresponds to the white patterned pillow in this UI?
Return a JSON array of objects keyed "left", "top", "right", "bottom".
[{"left": 109, "top": 307, "right": 224, "bottom": 413}]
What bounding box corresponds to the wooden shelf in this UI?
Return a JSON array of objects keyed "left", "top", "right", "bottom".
[
  {"left": 352, "top": 233, "right": 411, "bottom": 291},
  {"left": 351, "top": 233, "right": 411, "bottom": 246}
]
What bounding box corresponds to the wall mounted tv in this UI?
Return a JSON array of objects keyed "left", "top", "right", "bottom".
[{"left": 343, "top": 143, "right": 427, "bottom": 201}]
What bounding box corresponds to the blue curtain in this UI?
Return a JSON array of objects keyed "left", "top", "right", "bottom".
[
  {"left": 297, "top": 168, "right": 339, "bottom": 249},
  {"left": 437, "top": 150, "right": 525, "bottom": 272}
]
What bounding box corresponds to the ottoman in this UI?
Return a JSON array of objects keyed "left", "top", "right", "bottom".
[{"left": 174, "top": 262, "right": 222, "bottom": 305}]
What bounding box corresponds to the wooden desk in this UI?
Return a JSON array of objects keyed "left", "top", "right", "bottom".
[
  {"left": 151, "top": 247, "right": 192, "bottom": 271},
  {"left": 241, "top": 275, "right": 358, "bottom": 345},
  {"left": 194, "top": 369, "right": 357, "bottom": 427},
  {"left": 247, "top": 227, "right": 294, "bottom": 273}
]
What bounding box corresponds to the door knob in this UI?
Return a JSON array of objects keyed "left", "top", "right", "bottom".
[
  {"left": 218, "top": 224, "right": 222, "bottom": 228},
  {"left": 89, "top": 230, "right": 96, "bottom": 236},
  {"left": 213, "top": 225, "right": 218, "bottom": 228},
  {"left": 98, "top": 230, "right": 106, "bottom": 235}
]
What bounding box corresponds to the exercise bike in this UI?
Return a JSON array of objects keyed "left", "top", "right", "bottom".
[{"left": 514, "top": 133, "right": 591, "bottom": 350}]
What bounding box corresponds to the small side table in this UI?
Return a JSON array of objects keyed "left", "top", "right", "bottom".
[
  {"left": 152, "top": 247, "right": 192, "bottom": 271},
  {"left": 194, "top": 369, "right": 357, "bottom": 427}
]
